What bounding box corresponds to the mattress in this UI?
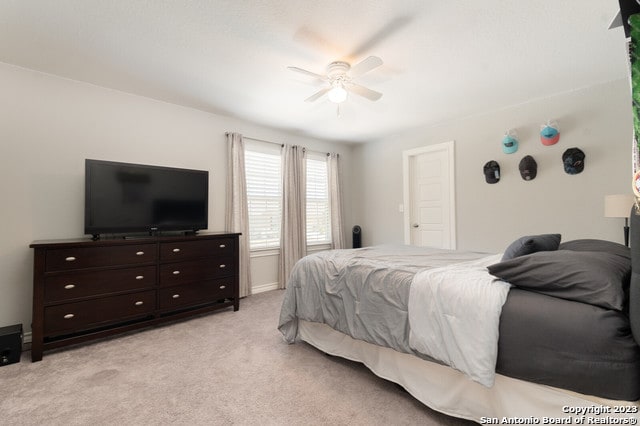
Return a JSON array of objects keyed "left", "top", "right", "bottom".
[{"left": 497, "top": 288, "right": 640, "bottom": 400}]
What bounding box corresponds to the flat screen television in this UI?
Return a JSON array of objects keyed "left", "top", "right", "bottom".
[{"left": 84, "top": 159, "right": 209, "bottom": 238}]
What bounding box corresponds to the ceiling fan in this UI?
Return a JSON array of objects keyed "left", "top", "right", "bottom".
[{"left": 288, "top": 56, "right": 383, "bottom": 104}]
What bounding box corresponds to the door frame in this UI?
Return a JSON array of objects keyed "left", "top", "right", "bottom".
[{"left": 402, "top": 141, "right": 456, "bottom": 248}]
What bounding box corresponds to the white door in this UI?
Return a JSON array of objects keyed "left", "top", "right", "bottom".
[{"left": 403, "top": 142, "right": 456, "bottom": 249}]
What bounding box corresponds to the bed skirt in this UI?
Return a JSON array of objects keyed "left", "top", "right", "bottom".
[{"left": 297, "top": 320, "right": 640, "bottom": 423}]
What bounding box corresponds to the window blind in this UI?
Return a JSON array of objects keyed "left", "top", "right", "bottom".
[
  {"left": 245, "top": 149, "right": 282, "bottom": 249},
  {"left": 306, "top": 156, "right": 331, "bottom": 245}
]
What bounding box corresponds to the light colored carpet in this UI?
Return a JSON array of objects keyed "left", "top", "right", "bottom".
[{"left": 0, "top": 290, "right": 472, "bottom": 425}]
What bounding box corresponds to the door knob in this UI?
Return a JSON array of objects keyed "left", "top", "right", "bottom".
[{"left": 412, "top": 223, "right": 419, "bottom": 228}]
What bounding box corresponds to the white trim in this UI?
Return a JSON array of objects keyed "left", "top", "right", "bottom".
[
  {"left": 307, "top": 243, "right": 332, "bottom": 253},
  {"left": 402, "top": 141, "right": 456, "bottom": 249},
  {"left": 250, "top": 243, "right": 330, "bottom": 259},
  {"left": 21, "top": 331, "right": 32, "bottom": 351},
  {"left": 250, "top": 248, "right": 280, "bottom": 258},
  {"left": 251, "top": 282, "right": 279, "bottom": 294}
]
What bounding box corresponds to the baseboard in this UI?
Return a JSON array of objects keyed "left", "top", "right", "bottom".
[
  {"left": 252, "top": 282, "right": 279, "bottom": 294},
  {"left": 23, "top": 331, "right": 32, "bottom": 351}
]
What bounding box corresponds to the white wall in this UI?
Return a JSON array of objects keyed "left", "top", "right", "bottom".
[
  {"left": 0, "top": 62, "right": 354, "bottom": 333},
  {"left": 2, "top": 59, "right": 632, "bottom": 335},
  {"left": 352, "top": 79, "right": 634, "bottom": 252}
]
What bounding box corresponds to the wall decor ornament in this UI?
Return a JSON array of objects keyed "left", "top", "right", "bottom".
[
  {"left": 540, "top": 120, "right": 560, "bottom": 146},
  {"left": 519, "top": 155, "right": 537, "bottom": 181},
  {"left": 502, "top": 129, "right": 518, "bottom": 154},
  {"left": 483, "top": 160, "right": 500, "bottom": 184},
  {"left": 562, "top": 147, "right": 585, "bottom": 175}
]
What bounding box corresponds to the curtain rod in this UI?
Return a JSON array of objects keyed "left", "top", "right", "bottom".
[
  {"left": 244, "top": 135, "right": 284, "bottom": 148},
  {"left": 226, "top": 132, "right": 336, "bottom": 157},
  {"left": 225, "top": 133, "right": 283, "bottom": 147}
]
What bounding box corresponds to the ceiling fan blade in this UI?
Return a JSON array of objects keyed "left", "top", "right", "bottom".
[
  {"left": 304, "top": 87, "right": 330, "bottom": 102},
  {"left": 348, "top": 16, "right": 412, "bottom": 59},
  {"left": 287, "top": 66, "right": 326, "bottom": 81},
  {"left": 349, "top": 56, "right": 383, "bottom": 78},
  {"left": 347, "top": 83, "right": 383, "bottom": 101},
  {"left": 293, "top": 27, "right": 343, "bottom": 58}
]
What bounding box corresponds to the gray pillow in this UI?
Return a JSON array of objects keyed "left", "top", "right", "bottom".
[
  {"left": 559, "top": 239, "right": 630, "bottom": 260},
  {"left": 488, "top": 250, "right": 629, "bottom": 311},
  {"left": 501, "top": 233, "right": 561, "bottom": 261}
]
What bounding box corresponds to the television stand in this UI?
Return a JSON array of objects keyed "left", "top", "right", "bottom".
[{"left": 29, "top": 232, "right": 240, "bottom": 362}]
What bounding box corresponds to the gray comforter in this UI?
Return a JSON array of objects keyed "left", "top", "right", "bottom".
[
  {"left": 277, "top": 245, "right": 488, "bottom": 355},
  {"left": 278, "top": 244, "right": 640, "bottom": 401}
]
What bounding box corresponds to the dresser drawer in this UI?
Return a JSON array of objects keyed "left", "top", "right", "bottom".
[
  {"left": 158, "top": 279, "right": 234, "bottom": 310},
  {"left": 159, "top": 257, "right": 234, "bottom": 286},
  {"left": 44, "top": 266, "right": 156, "bottom": 303},
  {"left": 160, "top": 238, "right": 234, "bottom": 261},
  {"left": 45, "top": 244, "right": 156, "bottom": 271},
  {"left": 44, "top": 290, "right": 156, "bottom": 336}
]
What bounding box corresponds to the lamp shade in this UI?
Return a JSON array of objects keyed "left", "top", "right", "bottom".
[
  {"left": 328, "top": 86, "right": 347, "bottom": 103},
  {"left": 604, "top": 194, "right": 635, "bottom": 218}
]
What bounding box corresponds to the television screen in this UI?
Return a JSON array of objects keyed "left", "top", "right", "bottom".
[{"left": 85, "top": 159, "right": 208, "bottom": 237}]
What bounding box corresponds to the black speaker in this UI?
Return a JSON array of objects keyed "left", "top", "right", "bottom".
[
  {"left": 0, "top": 324, "right": 23, "bottom": 366},
  {"left": 352, "top": 225, "right": 362, "bottom": 249}
]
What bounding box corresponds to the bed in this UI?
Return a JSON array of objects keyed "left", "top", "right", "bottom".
[{"left": 278, "top": 215, "right": 640, "bottom": 422}]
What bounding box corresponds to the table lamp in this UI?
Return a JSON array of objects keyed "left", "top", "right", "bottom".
[{"left": 604, "top": 194, "right": 635, "bottom": 247}]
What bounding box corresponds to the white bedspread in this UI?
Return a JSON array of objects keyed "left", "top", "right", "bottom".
[{"left": 408, "top": 254, "right": 510, "bottom": 387}]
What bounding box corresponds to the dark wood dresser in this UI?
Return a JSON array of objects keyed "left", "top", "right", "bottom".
[{"left": 30, "top": 233, "right": 240, "bottom": 361}]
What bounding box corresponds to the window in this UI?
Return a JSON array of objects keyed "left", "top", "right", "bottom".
[
  {"left": 244, "top": 143, "right": 331, "bottom": 250},
  {"left": 245, "top": 147, "right": 281, "bottom": 250},
  {"left": 306, "top": 154, "right": 331, "bottom": 245}
]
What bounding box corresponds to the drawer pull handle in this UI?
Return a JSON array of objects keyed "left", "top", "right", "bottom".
[
  {"left": 63, "top": 314, "right": 75, "bottom": 319},
  {"left": 219, "top": 285, "right": 226, "bottom": 289},
  {"left": 172, "top": 248, "right": 181, "bottom": 253},
  {"left": 64, "top": 284, "right": 76, "bottom": 290},
  {"left": 172, "top": 270, "right": 180, "bottom": 275},
  {"left": 172, "top": 294, "right": 180, "bottom": 299},
  {"left": 136, "top": 251, "right": 144, "bottom": 256},
  {"left": 135, "top": 275, "right": 144, "bottom": 280},
  {"left": 219, "top": 244, "right": 226, "bottom": 248},
  {"left": 135, "top": 301, "right": 144, "bottom": 306},
  {"left": 65, "top": 256, "right": 76, "bottom": 262},
  {"left": 219, "top": 264, "right": 226, "bottom": 269}
]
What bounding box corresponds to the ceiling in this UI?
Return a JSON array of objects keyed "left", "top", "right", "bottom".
[{"left": 0, "top": 1, "right": 629, "bottom": 143}]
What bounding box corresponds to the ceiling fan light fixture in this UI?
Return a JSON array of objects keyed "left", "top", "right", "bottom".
[
  {"left": 289, "top": 56, "right": 383, "bottom": 105},
  {"left": 328, "top": 85, "right": 347, "bottom": 103}
]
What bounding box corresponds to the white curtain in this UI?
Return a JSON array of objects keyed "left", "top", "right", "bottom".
[
  {"left": 328, "top": 153, "right": 346, "bottom": 249},
  {"left": 225, "top": 132, "right": 252, "bottom": 297},
  {"left": 279, "top": 144, "right": 306, "bottom": 289}
]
